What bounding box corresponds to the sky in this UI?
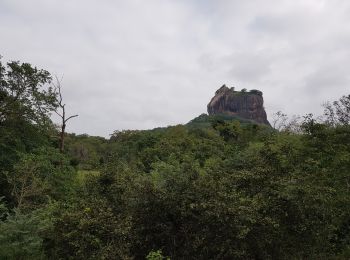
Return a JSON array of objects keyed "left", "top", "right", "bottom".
[{"left": 1, "top": 0, "right": 349, "bottom": 137}]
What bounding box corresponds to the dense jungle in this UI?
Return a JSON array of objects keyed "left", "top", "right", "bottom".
[{"left": 0, "top": 58, "right": 350, "bottom": 259}]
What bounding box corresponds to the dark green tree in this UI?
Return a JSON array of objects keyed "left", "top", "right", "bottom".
[{"left": 0, "top": 57, "right": 58, "bottom": 203}]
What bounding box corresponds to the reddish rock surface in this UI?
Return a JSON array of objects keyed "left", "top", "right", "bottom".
[{"left": 207, "top": 85, "right": 270, "bottom": 125}]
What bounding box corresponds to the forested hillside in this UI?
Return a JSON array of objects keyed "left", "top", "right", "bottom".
[{"left": 1, "top": 58, "right": 350, "bottom": 259}]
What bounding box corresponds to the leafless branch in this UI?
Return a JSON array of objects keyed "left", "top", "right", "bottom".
[
  {"left": 52, "top": 76, "right": 78, "bottom": 153},
  {"left": 65, "top": 114, "right": 79, "bottom": 122}
]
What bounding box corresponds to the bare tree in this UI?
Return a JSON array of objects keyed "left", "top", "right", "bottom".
[
  {"left": 272, "top": 111, "right": 288, "bottom": 131},
  {"left": 283, "top": 115, "right": 302, "bottom": 134},
  {"left": 323, "top": 101, "right": 336, "bottom": 126},
  {"left": 53, "top": 77, "right": 78, "bottom": 153},
  {"left": 323, "top": 95, "right": 350, "bottom": 126},
  {"left": 272, "top": 111, "right": 303, "bottom": 133}
]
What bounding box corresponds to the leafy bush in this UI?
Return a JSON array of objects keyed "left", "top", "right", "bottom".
[{"left": 0, "top": 203, "right": 55, "bottom": 260}]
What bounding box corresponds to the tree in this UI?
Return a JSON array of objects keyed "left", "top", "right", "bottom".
[
  {"left": 323, "top": 94, "right": 350, "bottom": 125},
  {"left": 0, "top": 202, "right": 55, "bottom": 259},
  {"left": 0, "top": 57, "right": 56, "bottom": 126},
  {"left": 6, "top": 147, "right": 76, "bottom": 210},
  {"left": 7, "top": 156, "right": 49, "bottom": 210},
  {"left": 52, "top": 77, "right": 78, "bottom": 153},
  {"left": 0, "top": 57, "right": 58, "bottom": 202}
]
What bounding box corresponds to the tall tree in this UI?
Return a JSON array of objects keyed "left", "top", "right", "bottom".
[
  {"left": 0, "top": 57, "right": 57, "bottom": 201},
  {"left": 0, "top": 57, "right": 56, "bottom": 126}
]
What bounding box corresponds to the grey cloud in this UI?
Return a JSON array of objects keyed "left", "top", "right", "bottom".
[
  {"left": 225, "top": 51, "right": 272, "bottom": 83},
  {"left": 1, "top": 0, "right": 350, "bottom": 136},
  {"left": 304, "top": 64, "right": 350, "bottom": 95}
]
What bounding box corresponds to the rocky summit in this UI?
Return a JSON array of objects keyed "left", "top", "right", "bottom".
[{"left": 207, "top": 85, "right": 270, "bottom": 125}]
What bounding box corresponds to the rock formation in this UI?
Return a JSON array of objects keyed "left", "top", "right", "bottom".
[{"left": 207, "top": 85, "right": 270, "bottom": 125}]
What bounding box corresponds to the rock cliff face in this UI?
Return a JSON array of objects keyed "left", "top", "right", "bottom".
[{"left": 207, "top": 85, "right": 270, "bottom": 125}]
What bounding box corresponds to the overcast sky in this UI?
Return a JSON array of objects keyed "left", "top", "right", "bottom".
[{"left": 1, "top": 0, "right": 349, "bottom": 137}]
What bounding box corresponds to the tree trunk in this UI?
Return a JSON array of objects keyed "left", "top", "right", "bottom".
[{"left": 60, "top": 123, "right": 66, "bottom": 153}]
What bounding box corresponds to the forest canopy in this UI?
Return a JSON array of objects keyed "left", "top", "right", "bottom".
[{"left": 0, "top": 57, "right": 349, "bottom": 259}]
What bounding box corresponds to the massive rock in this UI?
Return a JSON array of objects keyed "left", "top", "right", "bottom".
[{"left": 207, "top": 85, "right": 270, "bottom": 125}]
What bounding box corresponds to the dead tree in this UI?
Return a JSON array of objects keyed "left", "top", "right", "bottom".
[
  {"left": 53, "top": 77, "right": 78, "bottom": 153},
  {"left": 272, "top": 111, "right": 288, "bottom": 131}
]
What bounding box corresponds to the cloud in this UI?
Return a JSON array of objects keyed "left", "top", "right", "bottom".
[{"left": 1, "top": 0, "right": 350, "bottom": 136}]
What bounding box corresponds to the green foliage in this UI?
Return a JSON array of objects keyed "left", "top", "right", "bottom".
[
  {"left": 0, "top": 203, "right": 56, "bottom": 260},
  {"left": 51, "top": 95, "right": 350, "bottom": 258},
  {"left": 6, "top": 147, "right": 77, "bottom": 210},
  {"left": 0, "top": 197, "right": 8, "bottom": 219},
  {"left": 0, "top": 57, "right": 58, "bottom": 204},
  {"left": 0, "top": 58, "right": 56, "bottom": 126},
  {"left": 249, "top": 89, "right": 263, "bottom": 95},
  {"left": 64, "top": 134, "right": 107, "bottom": 170},
  {"left": 50, "top": 198, "right": 132, "bottom": 259},
  {"left": 1, "top": 57, "right": 349, "bottom": 259},
  {"left": 188, "top": 113, "right": 269, "bottom": 129},
  {"left": 146, "top": 250, "right": 170, "bottom": 260},
  {"left": 49, "top": 100, "right": 349, "bottom": 258}
]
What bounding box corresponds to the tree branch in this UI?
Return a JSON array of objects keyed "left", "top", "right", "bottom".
[
  {"left": 53, "top": 110, "right": 63, "bottom": 118},
  {"left": 64, "top": 114, "right": 78, "bottom": 123}
]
